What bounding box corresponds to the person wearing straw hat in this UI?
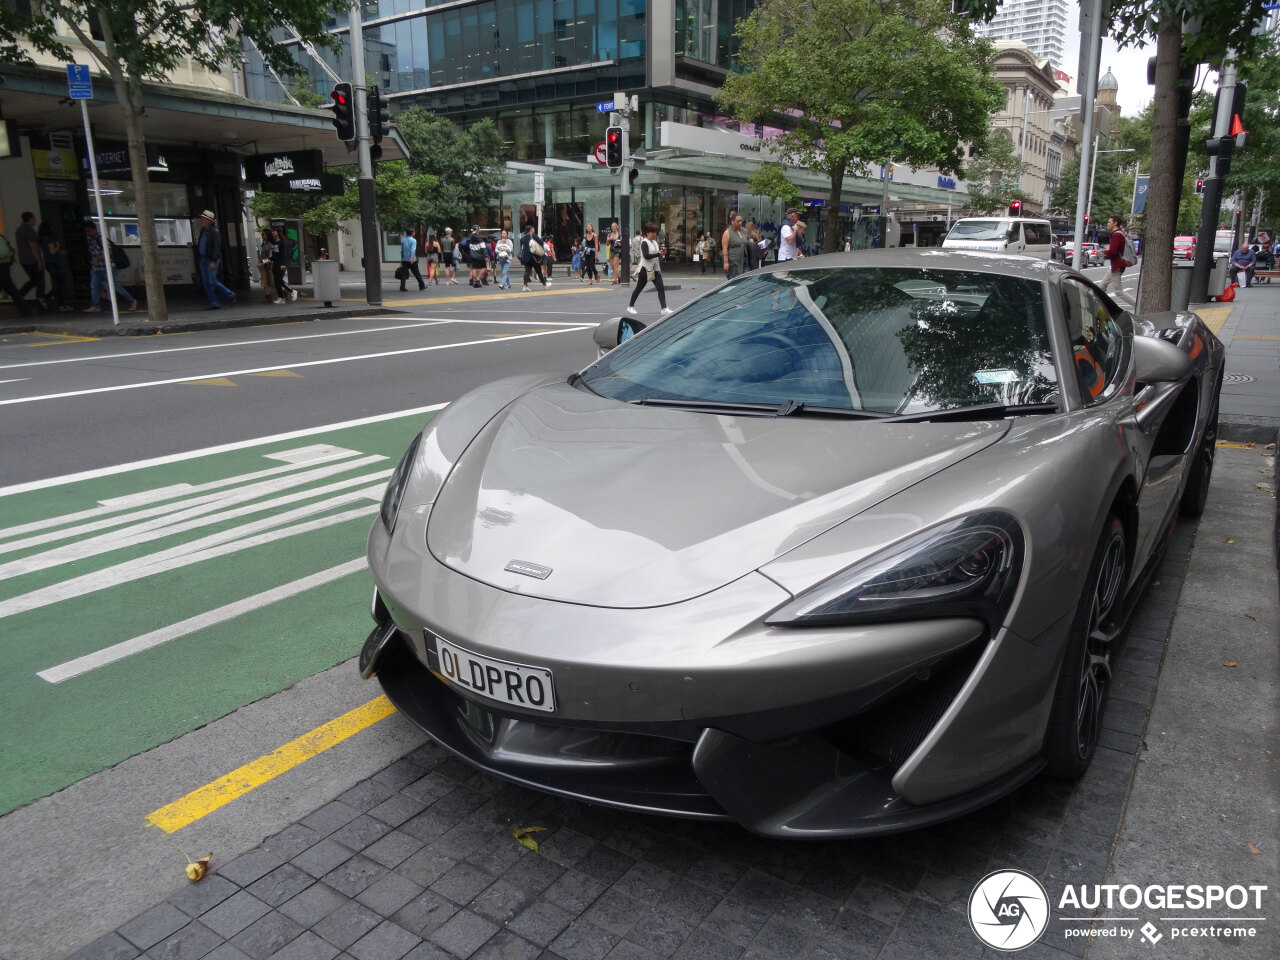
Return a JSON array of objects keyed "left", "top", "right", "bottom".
[{"left": 196, "top": 209, "right": 236, "bottom": 309}]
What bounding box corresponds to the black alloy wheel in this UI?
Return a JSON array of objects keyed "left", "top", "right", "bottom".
[{"left": 1044, "top": 514, "right": 1127, "bottom": 778}]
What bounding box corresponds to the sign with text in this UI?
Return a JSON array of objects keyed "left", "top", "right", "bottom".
[
  {"left": 243, "top": 150, "right": 324, "bottom": 183},
  {"left": 33, "top": 149, "right": 79, "bottom": 181},
  {"left": 258, "top": 173, "right": 345, "bottom": 196},
  {"left": 67, "top": 64, "right": 93, "bottom": 100}
]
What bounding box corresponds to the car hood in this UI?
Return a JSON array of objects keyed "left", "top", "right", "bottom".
[{"left": 426, "top": 382, "right": 1009, "bottom": 607}]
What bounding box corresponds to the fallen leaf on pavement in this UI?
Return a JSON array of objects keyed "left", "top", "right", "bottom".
[
  {"left": 1249, "top": 844, "right": 1262, "bottom": 855},
  {"left": 1224, "top": 661, "right": 1238, "bottom": 667},
  {"left": 512, "top": 825, "right": 547, "bottom": 852}
]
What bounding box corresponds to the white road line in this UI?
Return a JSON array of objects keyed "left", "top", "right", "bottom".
[
  {"left": 0, "top": 500, "right": 380, "bottom": 620},
  {"left": 0, "top": 319, "right": 589, "bottom": 370},
  {"left": 0, "top": 327, "right": 588, "bottom": 407},
  {"left": 0, "top": 446, "right": 364, "bottom": 540},
  {"left": 37, "top": 558, "right": 368, "bottom": 683},
  {"left": 0, "top": 463, "right": 390, "bottom": 575},
  {"left": 0, "top": 403, "right": 446, "bottom": 498},
  {"left": 0, "top": 378, "right": 30, "bottom": 384}
]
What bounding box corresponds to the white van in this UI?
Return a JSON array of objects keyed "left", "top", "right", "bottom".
[{"left": 942, "top": 217, "right": 1054, "bottom": 260}]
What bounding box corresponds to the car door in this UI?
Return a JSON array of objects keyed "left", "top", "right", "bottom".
[{"left": 1060, "top": 278, "right": 1187, "bottom": 566}]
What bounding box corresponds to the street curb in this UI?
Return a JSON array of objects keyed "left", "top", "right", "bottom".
[
  {"left": 1220, "top": 417, "right": 1280, "bottom": 445},
  {"left": 0, "top": 305, "right": 400, "bottom": 338}
]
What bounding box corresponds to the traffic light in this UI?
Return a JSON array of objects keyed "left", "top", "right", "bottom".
[
  {"left": 1008, "top": 199, "right": 1022, "bottom": 217},
  {"left": 1231, "top": 82, "right": 1248, "bottom": 148},
  {"left": 1195, "top": 179, "right": 1205, "bottom": 195},
  {"left": 1083, "top": 214, "right": 1089, "bottom": 225},
  {"left": 368, "top": 85, "right": 390, "bottom": 160},
  {"left": 1205, "top": 134, "right": 1235, "bottom": 178},
  {"left": 627, "top": 166, "right": 640, "bottom": 195},
  {"left": 605, "top": 125, "right": 624, "bottom": 168},
  {"left": 329, "top": 82, "right": 355, "bottom": 143}
]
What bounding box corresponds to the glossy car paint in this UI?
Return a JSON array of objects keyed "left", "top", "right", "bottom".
[{"left": 364, "top": 250, "right": 1224, "bottom": 837}]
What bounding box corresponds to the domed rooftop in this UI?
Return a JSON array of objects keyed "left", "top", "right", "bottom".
[{"left": 1098, "top": 67, "right": 1119, "bottom": 91}]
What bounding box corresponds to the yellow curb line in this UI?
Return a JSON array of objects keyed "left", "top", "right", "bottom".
[
  {"left": 1191, "top": 305, "right": 1233, "bottom": 336},
  {"left": 145, "top": 695, "right": 397, "bottom": 833}
]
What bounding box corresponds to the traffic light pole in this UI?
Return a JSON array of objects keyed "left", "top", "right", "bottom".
[
  {"left": 1189, "top": 55, "right": 1237, "bottom": 304},
  {"left": 1071, "top": 0, "right": 1103, "bottom": 270},
  {"left": 349, "top": 3, "right": 382, "bottom": 306}
]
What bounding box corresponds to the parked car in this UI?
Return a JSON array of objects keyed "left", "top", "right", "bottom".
[
  {"left": 1082, "top": 242, "right": 1105, "bottom": 266},
  {"left": 1173, "top": 235, "right": 1197, "bottom": 259},
  {"left": 362, "top": 250, "right": 1224, "bottom": 838}
]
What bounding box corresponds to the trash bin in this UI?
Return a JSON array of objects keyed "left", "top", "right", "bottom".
[
  {"left": 1171, "top": 261, "right": 1194, "bottom": 312},
  {"left": 312, "top": 260, "right": 341, "bottom": 307},
  {"left": 1208, "top": 256, "right": 1230, "bottom": 298}
]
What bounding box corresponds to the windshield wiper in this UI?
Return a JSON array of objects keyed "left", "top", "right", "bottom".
[
  {"left": 882, "top": 402, "right": 1059, "bottom": 423},
  {"left": 630, "top": 398, "right": 887, "bottom": 419}
]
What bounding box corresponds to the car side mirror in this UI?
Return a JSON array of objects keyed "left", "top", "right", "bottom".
[
  {"left": 592, "top": 316, "right": 647, "bottom": 356},
  {"left": 1133, "top": 334, "right": 1192, "bottom": 386}
]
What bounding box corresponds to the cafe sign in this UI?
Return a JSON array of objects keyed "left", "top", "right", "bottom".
[
  {"left": 244, "top": 149, "right": 324, "bottom": 183},
  {"left": 33, "top": 149, "right": 80, "bottom": 181}
]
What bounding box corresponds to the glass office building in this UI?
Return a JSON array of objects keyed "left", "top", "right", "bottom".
[{"left": 243, "top": 1, "right": 969, "bottom": 260}]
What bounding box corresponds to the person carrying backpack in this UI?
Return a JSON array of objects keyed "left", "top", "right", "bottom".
[{"left": 1099, "top": 214, "right": 1135, "bottom": 302}]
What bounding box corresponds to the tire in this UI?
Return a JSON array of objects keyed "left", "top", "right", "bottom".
[
  {"left": 1180, "top": 393, "right": 1219, "bottom": 517},
  {"left": 1044, "top": 514, "right": 1127, "bottom": 779}
]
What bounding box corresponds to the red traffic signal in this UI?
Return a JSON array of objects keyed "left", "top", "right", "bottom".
[
  {"left": 329, "top": 82, "right": 355, "bottom": 143},
  {"left": 1008, "top": 199, "right": 1022, "bottom": 217},
  {"left": 605, "top": 125, "right": 624, "bottom": 168}
]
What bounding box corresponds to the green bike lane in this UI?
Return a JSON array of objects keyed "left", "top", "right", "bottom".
[{"left": 0, "top": 406, "right": 443, "bottom": 815}]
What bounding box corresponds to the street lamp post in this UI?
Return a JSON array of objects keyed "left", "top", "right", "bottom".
[{"left": 1086, "top": 139, "right": 1136, "bottom": 239}]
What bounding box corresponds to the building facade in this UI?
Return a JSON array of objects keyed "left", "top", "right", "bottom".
[
  {"left": 244, "top": 1, "right": 973, "bottom": 260},
  {"left": 972, "top": 0, "right": 1071, "bottom": 73}
]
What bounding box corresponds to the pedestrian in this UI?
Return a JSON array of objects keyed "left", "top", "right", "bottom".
[
  {"left": 607, "top": 222, "right": 622, "bottom": 283},
  {"left": 466, "top": 225, "right": 487, "bottom": 287},
  {"left": 721, "top": 211, "right": 748, "bottom": 278},
  {"left": 1098, "top": 215, "right": 1131, "bottom": 300},
  {"left": 424, "top": 233, "right": 440, "bottom": 283},
  {"left": 14, "top": 211, "right": 47, "bottom": 311},
  {"left": 544, "top": 236, "right": 557, "bottom": 277},
  {"left": 627, "top": 222, "right": 672, "bottom": 316},
  {"left": 630, "top": 228, "right": 643, "bottom": 279},
  {"left": 581, "top": 224, "right": 599, "bottom": 284},
  {"left": 269, "top": 229, "right": 297, "bottom": 303},
  {"left": 520, "top": 223, "right": 550, "bottom": 290},
  {"left": 743, "top": 222, "right": 764, "bottom": 270},
  {"left": 0, "top": 229, "right": 33, "bottom": 316},
  {"left": 495, "top": 229, "right": 514, "bottom": 288},
  {"left": 196, "top": 209, "right": 236, "bottom": 309},
  {"left": 399, "top": 228, "right": 426, "bottom": 291},
  {"left": 440, "top": 228, "right": 458, "bottom": 284},
  {"left": 38, "top": 221, "right": 72, "bottom": 312},
  {"left": 257, "top": 229, "right": 277, "bottom": 302},
  {"left": 1230, "top": 241, "right": 1257, "bottom": 288},
  {"left": 571, "top": 241, "right": 582, "bottom": 279},
  {"left": 82, "top": 221, "right": 138, "bottom": 313},
  {"left": 777, "top": 207, "right": 805, "bottom": 261}
]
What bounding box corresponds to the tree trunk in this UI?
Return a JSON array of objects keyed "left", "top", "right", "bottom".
[
  {"left": 1138, "top": 16, "right": 1183, "bottom": 313},
  {"left": 118, "top": 81, "right": 169, "bottom": 321},
  {"left": 824, "top": 163, "right": 845, "bottom": 254}
]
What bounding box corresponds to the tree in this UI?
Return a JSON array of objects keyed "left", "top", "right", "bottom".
[
  {"left": 1221, "top": 39, "right": 1280, "bottom": 232},
  {"left": 0, "top": 2, "right": 337, "bottom": 321},
  {"left": 1050, "top": 151, "right": 1132, "bottom": 231},
  {"left": 395, "top": 109, "right": 506, "bottom": 232},
  {"left": 1107, "top": 0, "right": 1271, "bottom": 310},
  {"left": 963, "top": 132, "right": 1031, "bottom": 214},
  {"left": 745, "top": 162, "right": 802, "bottom": 211},
  {"left": 717, "top": 0, "right": 1004, "bottom": 252}
]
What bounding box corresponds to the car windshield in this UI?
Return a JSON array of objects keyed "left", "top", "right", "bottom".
[
  {"left": 947, "top": 221, "right": 1008, "bottom": 241},
  {"left": 580, "top": 267, "right": 1059, "bottom": 415}
]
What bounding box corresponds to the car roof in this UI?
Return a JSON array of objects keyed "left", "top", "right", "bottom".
[{"left": 761, "top": 247, "right": 1066, "bottom": 282}]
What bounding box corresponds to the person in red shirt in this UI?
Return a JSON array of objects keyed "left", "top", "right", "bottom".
[{"left": 1099, "top": 214, "right": 1129, "bottom": 300}]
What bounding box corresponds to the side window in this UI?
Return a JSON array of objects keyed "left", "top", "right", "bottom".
[
  {"left": 1061, "top": 279, "right": 1128, "bottom": 404},
  {"left": 1025, "top": 223, "right": 1050, "bottom": 245},
  {"left": 1006, "top": 223, "right": 1021, "bottom": 244}
]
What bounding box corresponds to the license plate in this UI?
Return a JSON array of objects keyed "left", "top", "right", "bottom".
[{"left": 434, "top": 637, "right": 556, "bottom": 713}]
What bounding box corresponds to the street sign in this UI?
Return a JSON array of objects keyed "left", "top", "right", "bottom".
[
  {"left": 534, "top": 171, "right": 545, "bottom": 205},
  {"left": 595, "top": 100, "right": 616, "bottom": 113},
  {"left": 66, "top": 64, "right": 93, "bottom": 100},
  {"left": 863, "top": 205, "right": 881, "bottom": 214},
  {"left": 593, "top": 141, "right": 607, "bottom": 164}
]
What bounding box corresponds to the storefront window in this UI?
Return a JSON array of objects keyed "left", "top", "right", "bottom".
[{"left": 95, "top": 180, "right": 192, "bottom": 246}]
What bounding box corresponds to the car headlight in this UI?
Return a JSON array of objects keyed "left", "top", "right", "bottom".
[
  {"left": 765, "top": 512, "right": 1024, "bottom": 632},
  {"left": 380, "top": 434, "right": 422, "bottom": 533}
]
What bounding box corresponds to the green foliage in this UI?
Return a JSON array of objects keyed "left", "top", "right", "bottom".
[
  {"left": 250, "top": 161, "right": 440, "bottom": 237},
  {"left": 289, "top": 75, "right": 328, "bottom": 109},
  {"left": 1222, "top": 39, "right": 1280, "bottom": 227},
  {"left": 395, "top": 109, "right": 507, "bottom": 231},
  {"left": 963, "top": 133, "right": 1031, "bottom": 214},
  {"left": 1108, "top": 1, "right": 1272, "bottom": 67},
  {"left": 718, "top": 0, "right": 1003, "bottom": 179},
  {"left": 717, "top": 0, "right": 1003, "bottom": 251},
  {"left": 1049, "top": 150, "right": 1133, "bottom": 226},
  {"left": 745, "top": 163, "right": 802, "bottom": 209}
]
